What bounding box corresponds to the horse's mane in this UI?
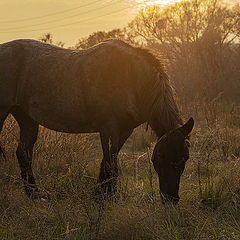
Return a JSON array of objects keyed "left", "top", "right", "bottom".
[{"left": 134, "top": 43, "right": 183, "bottom": 137}]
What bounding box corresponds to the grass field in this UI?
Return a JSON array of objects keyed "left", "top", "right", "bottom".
[{"left": 1, "top": 101, "right": 240, "bottom": 239}]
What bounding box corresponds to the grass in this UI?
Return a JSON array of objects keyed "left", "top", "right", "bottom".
[{"left": 1, "top": 102, "right": 240, "bottom": 239}]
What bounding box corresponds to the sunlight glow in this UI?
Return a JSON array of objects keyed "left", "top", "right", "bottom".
[{"left": 135, "top": 0, "right": 183, "bottom": 7}]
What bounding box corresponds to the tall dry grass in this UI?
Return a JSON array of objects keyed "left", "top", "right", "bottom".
[{"left": 0, "top": 100, "right": 240, "bottom": 239}]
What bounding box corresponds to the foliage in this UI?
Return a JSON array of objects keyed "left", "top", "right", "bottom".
[
  {"left": 128, "top": 0, "right": 239, "bottom": 48},
  {"left": 127, "top": 0, "right": 240, "bottom": 100},
  {"left": 74, "top": 28, "right": 127, "bottom": 50}
]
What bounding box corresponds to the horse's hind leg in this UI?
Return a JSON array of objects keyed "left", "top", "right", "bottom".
[{"left": 12, "top": 109, "right": 39, "bottom": 198}]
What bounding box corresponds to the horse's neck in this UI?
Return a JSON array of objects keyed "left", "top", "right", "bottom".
[{"left": 149, "top": 105, "right": 183, "bottom": 139}]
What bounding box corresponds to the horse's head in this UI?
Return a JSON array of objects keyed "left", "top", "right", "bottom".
[{"left": 152, "top": 117, "right": 194, "bottom": 204}]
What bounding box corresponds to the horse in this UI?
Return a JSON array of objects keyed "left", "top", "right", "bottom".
[{"left": 0, "top": 39, "right": 194, "bottom": 203}]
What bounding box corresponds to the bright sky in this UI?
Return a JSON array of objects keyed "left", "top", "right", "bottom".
[{"left": 0, "top": 0, "right": 238, "bottom": 47}]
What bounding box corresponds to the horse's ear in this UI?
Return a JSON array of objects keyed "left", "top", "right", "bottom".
[{"left": 179, "top": 117, "right": 194, "bottom": 137}]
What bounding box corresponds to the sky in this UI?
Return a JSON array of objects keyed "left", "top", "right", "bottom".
[{"left": 0, "top": 0, "right": 238, "bottom": 47}]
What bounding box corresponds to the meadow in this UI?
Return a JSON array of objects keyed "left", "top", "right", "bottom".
[
  {"left": 0, "top": 99, "right": 240, "bottom": 240},
  {"left": 0, "top": 0, "right": 239, "bottom": 239}
]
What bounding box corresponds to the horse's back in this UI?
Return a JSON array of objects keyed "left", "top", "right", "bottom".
[{"left": 0, "top": 39, "right": 148, "bottom": 132}]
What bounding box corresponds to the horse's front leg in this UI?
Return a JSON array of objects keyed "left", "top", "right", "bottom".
[
  {"left": 98, "top": 130, "right": 118, "bottom": 196},
  {"left": 98, "top": 126, "right": 133, "bottom": 197}
]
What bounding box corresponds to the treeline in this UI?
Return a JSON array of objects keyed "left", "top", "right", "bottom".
[{"left": 40, "top": 0, "right": 240, "bottom": 102}]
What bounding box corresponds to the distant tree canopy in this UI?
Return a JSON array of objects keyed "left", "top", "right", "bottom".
[
  {"left": 39, "top": 33, "right": 65, "bottom": 48},
  {"left": 128, "top": 0, "right": 239, "bottom": 48},
  {"left": 74, "top": 29, "right": 127, "bottom": 50}
]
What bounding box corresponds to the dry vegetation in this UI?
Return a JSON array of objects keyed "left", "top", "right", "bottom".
[
  {"left": 1, "top": 0, "right": 240, "bottom": 239},
  {"left": 0, "top": 100, "right": 240, "bottom": 240}
]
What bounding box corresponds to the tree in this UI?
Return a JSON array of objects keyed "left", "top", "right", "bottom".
[
  {"left": 128, "top": 0, "right": 239, "bottom": 55},
  {"left": 127, "top": 0, "right": 240, "bottom": 100},
  {"left": 74, "top": 28, "right": 128, "bottom": 50}
]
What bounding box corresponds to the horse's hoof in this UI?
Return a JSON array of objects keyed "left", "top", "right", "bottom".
[
  {"left": 94, "top": 185, "right": 118, "bottom": 204},
  {"left": 93, "top": 187, "right": 105, "bottom": 203},
  {"left": 27, "top": 189, "right": 50, "bottom": 202}
]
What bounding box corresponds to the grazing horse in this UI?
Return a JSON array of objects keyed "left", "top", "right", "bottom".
[{"left": 0, "top": 39, "right": 194, "bottom": 203}]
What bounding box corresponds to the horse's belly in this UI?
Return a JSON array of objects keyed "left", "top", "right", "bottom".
[
  {"left": 32, "top": 114, "right": 98, "bottom": 133},
  {"left": 38, "top": 119, "right": 98, "bottom": 133},
  {"left": 26, "top": 102, "right": 99, "bottom": 134}
]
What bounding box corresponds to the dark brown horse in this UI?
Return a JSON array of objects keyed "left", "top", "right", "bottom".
[{"left": 0, "top": 39, "right": 193, "bottom": 203}]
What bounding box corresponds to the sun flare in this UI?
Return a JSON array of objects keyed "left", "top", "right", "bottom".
[{"left": 135, "top": 0, "right": 183, "bottom": 7}]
